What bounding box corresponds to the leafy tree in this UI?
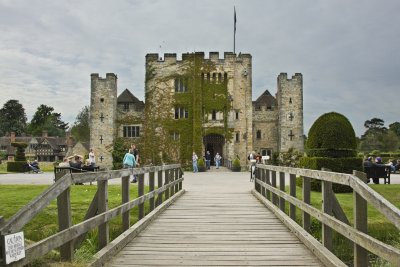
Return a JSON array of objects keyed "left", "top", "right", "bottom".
[
  {"left": 0, "top": 100, "right": 27, "bottom": 136},
  {"left": 70, "top": 106, "right": 90, "bottom": 142},
  {"left": 389, "top": 122, "right": 400, "bottom": 137},
  {"left": 27, "top": 104, "right": 68, "bottom": 136}
]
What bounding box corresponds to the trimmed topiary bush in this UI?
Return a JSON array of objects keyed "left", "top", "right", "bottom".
[
  {"left": 198, "top": 158, "right": 206, "bottom": 172},
  {"left": 232, "top": 158, "right": 241, "bottom": 172},
  {"left": 302, "top": 112, "right": 359, "bottom": 192},
  {"left": 7, "top": 142, "right": 28, "bottom": 172},
  {"left": 307, "top": 112, "right": 356, "bottom": 157}
]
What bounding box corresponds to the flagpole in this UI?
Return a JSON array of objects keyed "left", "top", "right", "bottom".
[{"left": 234, "top": 6, "right": 236, "bottom": 54}]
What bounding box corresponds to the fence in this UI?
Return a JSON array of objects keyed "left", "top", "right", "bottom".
[
  {"left": 0, "top": 164, "right": 183, "bottom": 266},
  {"left": 253, "top": 164, "right": 400, "bottom": 267}
]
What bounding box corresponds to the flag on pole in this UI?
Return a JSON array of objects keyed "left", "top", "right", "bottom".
[{"left": 234, "top": 6, "right": 237, "bottom": 53}]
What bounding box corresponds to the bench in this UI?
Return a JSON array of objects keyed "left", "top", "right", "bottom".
[{"left": 364, "top": 165, "right": 391, "bottom": 184}]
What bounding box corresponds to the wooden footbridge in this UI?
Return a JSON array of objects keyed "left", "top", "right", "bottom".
[{"left": 0, "top": 164, "right": 399, "bottom": 266}]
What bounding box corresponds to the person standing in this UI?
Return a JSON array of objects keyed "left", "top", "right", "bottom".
[
  {"left": 130, "top": 144, "right": 139, "bottom": 182},
  {"left": 88, "top": 148, "right": 96, "bottom": 167},
  {"left": 192, "top": 152, "right": 198, "bottom": 173},
  {"left": 123, "top": 149, "right": 137, "bottom": 182},
  {"left": 205, "top": 151, "right": 211, "bottom": 170},
  {"left": 215, "top": 152, "right": 221, "bottom": 169}
]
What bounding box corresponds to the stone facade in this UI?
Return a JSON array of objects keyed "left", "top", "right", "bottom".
[{"left": 90, "top": 52, "right": 304, "bottom": 169}]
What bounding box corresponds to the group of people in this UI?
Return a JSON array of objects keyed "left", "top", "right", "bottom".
[
  {"left": 363, "top": 156, "right": 399, "bottom": 173},
  {"left": 26, "top": 160, "right": 42, "bottom": 173},
  {"left": 192, "top": 151, "right": 222, "bottom": 172},
  {"left": 123, "top": 144, "right": 140, "bottom": 183},
  {"left": 58, "top": 148, "right": 97, "bottom": 170}
]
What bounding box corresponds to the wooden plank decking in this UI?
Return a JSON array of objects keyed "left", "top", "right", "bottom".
[{"left": 106, "top": 170, "right": 324, "bottom": 266}]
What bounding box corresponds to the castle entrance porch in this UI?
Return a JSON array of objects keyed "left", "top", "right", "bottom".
[{"left": 203, "top": 134, "right": 225, "bottom": 166}]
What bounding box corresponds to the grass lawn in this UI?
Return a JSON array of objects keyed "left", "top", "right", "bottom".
[{"left": 0, "top": 184, "right": 150, "bottom": 266}]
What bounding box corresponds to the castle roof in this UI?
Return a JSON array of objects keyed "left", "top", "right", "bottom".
[
  {"left": 118, "top": 89, "right": 143, "bottom": 104},
  {"left": 253, "top": 90, "right": 277, "bottom": 107}
]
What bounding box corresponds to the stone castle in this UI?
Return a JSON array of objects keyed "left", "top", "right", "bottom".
[{"left": 90, "top": 52, "right": 304, "bottom": 168}]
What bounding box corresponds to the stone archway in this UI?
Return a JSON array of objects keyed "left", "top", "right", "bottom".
[{"left": 203, "top": 134, "right": 225, "bottom": 165}]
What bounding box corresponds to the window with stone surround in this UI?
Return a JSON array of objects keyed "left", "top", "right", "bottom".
[
  {"left": 235, "top": 132, "right": 240, "bottom": 142},
  {"left": 123, "top": 125, "right": 140, "bottom": 138},
  {"left": 174, "top": 79, "right": 187, "bottom": 92},
  {"left": 123, "top": 103, "right": 129, "bottom": 112},
  {"left": 170, "top": 131, "right": 180, "bottom": 140},
  {"left": 175, "top": 107, "right": 188, "bottom": 119},
  {"left": 256, "top": 130, "right": 261, "bottom": 139},
  {"left": 235, "top": 111, "right": 239, "bottom": 120}
]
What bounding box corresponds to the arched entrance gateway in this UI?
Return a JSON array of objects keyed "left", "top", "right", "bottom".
[{"left": 203, "top": 134, "right": 225, "bottom": 166}]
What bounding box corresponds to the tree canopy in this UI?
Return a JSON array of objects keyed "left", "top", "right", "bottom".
[
  {"left": 0, "top": 100, "right": 27, "bottom": 136},
  {"left": 70, "top": 106, "right": 90, "bottom": 142},
  {"left": 27, "top": 104, "right": 68, "bottom": 137},
  {"left": 359, "top": 118, "right": 400, "bottom": 152}
]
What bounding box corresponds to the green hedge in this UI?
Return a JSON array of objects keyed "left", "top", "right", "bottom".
[
  {"left": 298, "top": 157, "right": 363, "bottom": 193},
  {"left": 307, "top": 148, "right": 357, "bottom": 158},
  {"left": 7, "top": 161, "right": 27, "bottom": 172}
]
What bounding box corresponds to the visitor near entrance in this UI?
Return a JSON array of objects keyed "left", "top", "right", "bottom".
[
  {"left": 205, "top": 151, "right": 211, "bottom": 170},
  {"left": 215, "top": 153, "right": 221, "bottom": 169},
  {"left": 192, "top": 152, "right": 198, "bottom": 173},
  {"left": 88, "top": 148, "right": 96, "bottom": 166}
]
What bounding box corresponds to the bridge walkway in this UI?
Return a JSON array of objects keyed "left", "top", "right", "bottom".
[{"left": 106, "top": 170, "right": 324, "bottom": 266}]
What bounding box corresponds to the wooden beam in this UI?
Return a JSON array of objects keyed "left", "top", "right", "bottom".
[
  {"left": 279, "top": 172, "right": 285, "bottom": 212},
  {"left": 98, "top": 180, "right": 109, "bottom": 249},
  {"left": 138, "top": 174, "right": 145, "bottom": 220},
  {"left": 289, "top": 173, "right": 296, "bottom": 221},
  {"left": 121, "top": 175, "right": 130, "bottom": 231},
  {"left": 302, "top": 176, "right": 311, "bottom": 233},
  {"left": 353, "top": 171, "right": 368, "bottom": 267}
]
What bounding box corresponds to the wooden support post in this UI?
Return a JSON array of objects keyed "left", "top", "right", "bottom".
[
  {"left": 138, "top": 174, "right": 145, "bottom": 220},
  {"left": 156, "top": 170, "right": 163, "bottom": 207},
  {"left": 174, "top": 168, "right": 179, "bottom": 194},
  {"left": 289, "top": 173, "right": 296, "bottom": 221},
  {"left": 261, "top": 168, "right": 266, "bottom": 197},
  {"left": 353, "top": 171, "right": 368, "bottom": 267},
  {"left": 98, "top": 179, "right": 109, "bottom": 249},
  {"left": 149, "top": 170, "right": 155, "bottom": 212},
  {"left": 178, "top": 168, "right": 183, "bottom": 191},
  {"left": 121, "top": 175, "right": 130, "bottom": 231},
  {"left": 164, "top": 170, "right": 170, "bottom": 200},
  {"left": 56, "top": 170, "right": 73, "bottom": 261},
  {"left": 271, "top": 171, "right": 278, "bottom": 206},
  {"left": 170, "top": 169, "right": 175, "bottom": 197},
  {"left": 266, "top": 169, "right": 271, "bottom": 201},
  {"left": 302, "top": 176, "right": 311, "bottom": 233},
  {"left": 279, "top": 172, "right": 285, "bottom": 212},
  {"left": 322, "top": 180, "right": 333, "bottom": 251}
]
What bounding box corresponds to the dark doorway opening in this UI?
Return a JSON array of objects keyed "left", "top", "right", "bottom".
[{"left": 203, "top": 134, "right": 225, "bottom": 166}]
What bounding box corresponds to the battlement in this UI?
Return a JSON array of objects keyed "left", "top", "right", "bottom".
[
  {"left": 278, "top": 72, "right": 302, "bottom": 82},
  {"left": 145, "top": 52, "right": 251, "bottom": 64},
  {"left": 91, "top": 73, "right": 117, "bottom": 81}
]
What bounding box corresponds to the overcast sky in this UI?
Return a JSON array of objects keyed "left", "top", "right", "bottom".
[{"left": 1, "top": 0, "right": 399, "bottom": 136}]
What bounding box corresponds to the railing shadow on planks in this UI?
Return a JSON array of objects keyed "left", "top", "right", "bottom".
[
  {"left": 253, "top": 164, "right": 400, "bottom": 267},
  {"left": 0, "top": 164, "right": 184, "bottom": 267}
]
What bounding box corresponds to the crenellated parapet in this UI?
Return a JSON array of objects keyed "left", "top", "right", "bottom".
[{"left": 145, "top": 52, "right": 251, "bottom": 64}]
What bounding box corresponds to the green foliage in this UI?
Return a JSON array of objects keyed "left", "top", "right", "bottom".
[
  {"left": 112, "top": 137, "right": 131, "bottom": 169},
  {"left": 232, "top": 158, "right": 241, "bottom": 171},
  {"left": 11, "top": 142, "right": 27, "bottom": 161},
  {"left": 298, "top": 157, "right": 362, "bottom": 192},
  {"left": 389, "top": 122, "right": 400, "bottom": 137},
  {"left": 278, "top": 148, "right": 303, "bottom": 167},
  {"left": 28, "top": 104, "right": 68, "bottom": 137},
  {"left": 7, "top": 161, "right": 26, "bottom": 172},
  {"left": 198, "top": 158, "right": 206, "bottom": 172},
  {"left": 142, "top": 54, "right": 231, "bottom": 167},
  {"left": 71, "top": 106, "right": 90, "bottom": 142},
  {"left": 307, "top": 112, "right": 357, "bottom": 157},
  {"left": 0, "top": 99, "right": 27, "bottom": 136}
]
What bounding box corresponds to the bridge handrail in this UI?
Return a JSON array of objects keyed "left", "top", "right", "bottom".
[
  {"left": 254, "top": 164, "right": 400, "bottom": 267},
  {"left": 0, "top": 164, "right": 183, "bottom": 266}
]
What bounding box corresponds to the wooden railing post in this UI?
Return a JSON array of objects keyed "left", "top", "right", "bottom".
[
  {"left": 98, "top": 179, "right": 109, "bottom": 249},
  {"left": 261, "top": 168, "right": 266, "bottom": 197},
  {"left": 279, "top": 172, "right": 285, "bottom": 212},
  {"left": 138, "top": 174, "right": 145, "bottom": 220},
  {"left": 178, "top": 168, "right": 183, "bottom": 191},
  {"left": 271, "top": 170, "right": 278, "bottom": 206},
  {"left": 156, "top": 170, "right": 163, "bottom": 207},
  {"left": 353, "top": 170, "right": 368, "bottom": 267},
  {"left": 322, "top": 180, "right": 333, "bottom": 251},
  {"left": 121, "top": 174, "right": 130, "bottom": 231},
  {"left": 302, "top": 176, "right": 311, "bottom": 233},
  {"left": 149, "top": 170, "right": 155, "bottom": 212},
  {"left": 164, "top": 170, "right": 170, "bottom": 200},
  {"left": 174, "top": 168, "right": 179, "bottom": 194},
  {"left": 265, "top": 169, "right": 271, "bottom": 201},
  {"left": 289, "top": 173, "right": 296, "bottom": 221},
  {"left": 55, "top": 170, "right": 74, "bottom": 261}
]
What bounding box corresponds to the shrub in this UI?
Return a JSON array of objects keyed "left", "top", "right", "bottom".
[
  {"left": 302, "top": 112, "right": 359, "bottom": 193},
  {"left": 307, "top": 112, "right": 356, "bottom": 157},
  {"left": 197, "top": 158, "right": 206, "bottom": 172},
  {"left": 7, "top": 161, "right": 27, "bottom": 172},
  {"left": 7, "top": 142, "right": 28, "bottom": 172},
  {"left": 232, "top": 158, "right": 241, "bottom": 172}
]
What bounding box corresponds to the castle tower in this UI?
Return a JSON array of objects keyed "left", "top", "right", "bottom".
[
  {"left": 90, "top": 73, "right": 118, "bottom": 169},
  {"left": 277, "top": 73, "right": 304, "bottom": 152}
]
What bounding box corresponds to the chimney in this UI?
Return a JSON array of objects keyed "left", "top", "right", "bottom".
[
  {"left": 42, "top": 130, "right": 48, "bottom": 138},
  {"left": 10, "top": 132, "right": 16, "bottom": 142}
]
